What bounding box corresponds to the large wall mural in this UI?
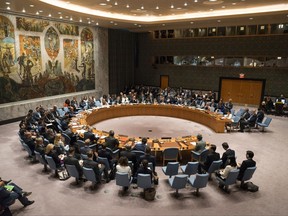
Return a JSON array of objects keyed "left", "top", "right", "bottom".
[{"left": 0, "top": 14, "right": 96, "bottom": 104}]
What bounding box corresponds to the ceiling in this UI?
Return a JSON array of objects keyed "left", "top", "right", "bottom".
[{"left": 1, "top": 0, "right": 288, "bottom": 32}]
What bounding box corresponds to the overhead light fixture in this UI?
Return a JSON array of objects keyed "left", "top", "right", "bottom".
[
  {"left": 184, "top": 3, "right": 187, "bottom": 6},
  {"left": 36, "top": 11, "right": 39, "bottom": 15},
  {"left": 88, "top": 21, "right": 91, "bottom": 24},
  {"left": 30, "top": 4, "right": 34, "bottom": 7},
  {"left": 126, "top": 4, "right": 129, "bottom": 8},
  {"left": 22, "top": 8, "right": 26, "bottom": 13},
  {"left": 194, "top": 0, "right": 198, "bottom": 2},
  {"left": 114, "top": 1, "right": 118, "bottom": 6},
  {"left": 79, "top": 18, "right": 82, "bottom": 22},
  {"left": 156, "top": 6, "right": 159, "bottom": 10},
  {"left": 96, "top": 22, "right": 99, "bottom": 25},
  {"left": 217, "top": 19, "right": 221, "bottom": 22},
  {"left": 60, "top": 15, "right": 63, "bottom": 19},
  {"left": 190, "top": 21, "right": 194, "bottom": 24},
  {"left": 232, "top": 3, "right": 236, "bottom": 5},
  {"left": 141, "top": 6, "right": 144, "bottom": 10},
  {"left": 277, "top": 57, "right": 282, "bottom": 59},
  {"left": 70, "top": 17, "right": 73, "bottom": 21},
  {"left": 48, "top": 14, "right": 52, "bottom": 17},
  {"left": 7, "top": 6, "right": 10, "bottom": 10},
  {"left": 39, "top": 10, "right": 43, "bottom": 12},
  {"left": 99, "top": 3, "right": 107, "bottom": 6},
  {"left": 171, "top": 5, "right": 174, "bottom": 9},
  {"left": 249, "top": 17, "right": 253, "bottom": 20},
  {"left": 5, "top": 2, "right": 10, "bottom": 5},
  {"left": 222, "top": 6, "right": 226, "bottom": 8}
]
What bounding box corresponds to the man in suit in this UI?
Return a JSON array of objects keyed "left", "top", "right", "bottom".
[
  {"left": 200, "top": 144, "right": 220, "bottom": 173},
  {"left": 194, "top": 134, "right": 206, "bottom": 152},
  {"left": 220, "top": 142, "right": 235, "bottom": 168},
  {"left": 83, "top": 151, "right": 105, "bottom": 183},
  {"left": 0, "top": 178, "right": 34, "bottom": 209},
  {"left": 63, "top": 147, "right": 83, "bottom": 178},
  {"left": 138, "top": 146, "right": 156, "bottom": 174},
  {"left": 83, "top": 127, "right": 98, "bottom": 144},
  {"left": 237, "top": 150, "right": 256, "bottom": 181},
  {"left": 133, "top": 137, "right": 147, "bottom": 152},
  {"left": 80, "top": 139, "right": 92, "bottom": 155},
  {"left": 239, "top": 109, "right": 257, "bottom": 132},
  {"left": 104, "top": 130, "right": 119, "bottom": 151}
]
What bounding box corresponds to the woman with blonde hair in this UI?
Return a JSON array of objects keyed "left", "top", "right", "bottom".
[
  {"left": 53, "top": 133, "right": 65, "bottom": 155},
  {"left": 45, "top": 144, "right": 61, "bottom": 168}
]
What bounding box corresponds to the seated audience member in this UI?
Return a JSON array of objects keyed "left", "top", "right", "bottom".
[
  {"left": 83, "top": 151, "right": 104, "bottom": 183},
  {"left": 220, "top": 142, "right": 235, "bottom": 169},
  {"left": 200, "top": 144, "right": 220, "bottom": 173},
  {"left": 217, "top": 157, "right": 238, "bottom": 190},
  {"left": 80, "top": 139, "right": 92, "bottom": 155},
  {"left": 116, "top": 156, "right": 132, "bottom": 191},
  {"left": 64, "top": 147, "right": 83, "bottom": 179},
  {"left": 22, "top": 131, "right": 36, "bottom": 159},
  {"left": 194, "top": 134, "right": 206, "bottom": 153},
  {"left": 256, "top": 108, "right": 265, "bottom": 124},
  {"left": 136, "top": 159, "right": 158, "bottom": 183},
  {"left": 224, "top": 98, "right": 233, "bottom": 114},
  {"left": 83, "top": 127, "right": 98, "bottom": 144},
  {"left": 237, "top": 150, "right": 256, "bottom": 181},
  {"left": 240, "top": 108, "right": 250, "bottom": 121},
  {"left": 120, "top": 144, "right": 137, "bottom": 175},
  {"left": 239, "top": 109, "right": 257, "bottom": 132},
  {"left": 45, "top": 143, "right": 61, "bottom": 168},
  {"left": 104, "top": 130, "right": 119, "bottom": 151},
  {"left": 98, "top": 145, "right": 117, "bottom": 169},
  {"left": 44, "top": 128, "right": 56, "bottom": 144},
  {"left": 139, "top": 146, "right": 156, "bottom": 174},
  {"left": 54, "top": 133, "right": 65, "bottom": 155},
  {"left": 133, "top": 137, "right": 147, "bottom": 152},
  {"left": 0, "top": 177, "right": 34, "bottom": 209}
]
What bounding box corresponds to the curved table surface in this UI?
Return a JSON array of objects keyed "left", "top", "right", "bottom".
[{"left": 70, "top": 104, "right": 230, "bottom": 155}]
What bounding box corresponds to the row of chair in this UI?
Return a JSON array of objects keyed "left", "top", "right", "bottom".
[{"left": 162, "top": 161, "right": 257, "bottom": 195}]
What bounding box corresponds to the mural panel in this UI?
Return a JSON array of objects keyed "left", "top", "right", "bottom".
[
  {"left": 16, "top": 17, "right": 49, "bottom": 32},
  {"left": 55, "top": 22, "right": 79, "bottom": 36},
  {"left": 0, "top": 15, "right": 96, "bottom": 104}
]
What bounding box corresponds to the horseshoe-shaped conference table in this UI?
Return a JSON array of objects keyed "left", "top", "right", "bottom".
[{"left": 70, "top": 104, "right": 231, "bottom": 163}]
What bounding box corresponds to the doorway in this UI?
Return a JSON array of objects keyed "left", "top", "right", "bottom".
[{"left": 160, "top": 75, "right": 169, "bottom": 89}]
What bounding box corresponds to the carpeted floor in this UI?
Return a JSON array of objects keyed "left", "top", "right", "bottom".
[{"left": 1, "top": 112, "right": 288, "bottom": 216}]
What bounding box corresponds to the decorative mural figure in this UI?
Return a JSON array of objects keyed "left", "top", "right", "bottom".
[
  {"left": 55, "top": 23, "right": 79, "bottom": 36},
  {"left": 45, "top": 27, "right": 60, "bottom": 60},
  {"left": 18, "top": 35, "right": 42, "bottom": 85},
  {"left": 80, "top": 28, "right": 94, "bottom": 80},
  {"left": 16, "top": 17, "right": 49, "bottom": 32}
]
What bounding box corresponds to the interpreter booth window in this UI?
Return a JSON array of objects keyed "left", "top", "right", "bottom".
[
  {"left": 247, "top": 25, "right": 257, "bottom": 35},
  {"left": 197, "top": 28, "right": 207, "bottom": 37},
  {"left": 265, "top": 57, "right": 277, "bottom": 67},
  {"left": 199, "top": 56, "right": 215, "bottom": 66},
  {"left": 225, "top": 57, "right": 243, "bottom": 67},
  {"left": 154, "top": 31, "right": 160, "bottom": 39},
  {"left": 167, "top": 56, "right": 174, "bottom": 64},
  {"left": 270, "top": 23, "right": 288, "bottom": 34},
  {"left": 258, "top": 25, "right": 268, "bottom": 34},
  {"left": 168, "top": 30, "right": 175, "bottom": 38},
  {"left": 208, "top": 27, "right": 217, "bottom": 36},
  {"left": 226, "top": 26, "right": 236, "bottom": 36},
  {"left": 214, "top": 57, "right": 224, "bottom": 66},
  {"left": 275, "top": 57, "right": 288, "bottom": 67},
  {"left": 160, "top": 30, "right": 167, "bottom": 38},
  {"left": 217, "top": 27, "right": 226, "bottom": 36},
  {"left": 173, "top": 56, "right": 198, "bottom": 66},
  {"left": 237, "top": 26, "right": 246, "bottom": 35},
  {"left": 243, "top": 57, "right": 265, "bottom": 67}
]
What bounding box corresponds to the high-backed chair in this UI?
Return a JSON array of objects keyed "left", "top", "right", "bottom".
[
  {"left": 168, "top": 174, "right": 188, "bottom": 196},
  {"left": 137, "top": 174, "right": 152, "bottom": 192},
  {"left": 97, "top": 156, "right": 111, "bottom": 172},
  {"left": 22, "top": 143, "right": 34, "bottom": 160},
  {"left": 256, "top": 117, "right": 272, "bottom": 132},
  {"left": 65, "top": 164, "right": 80, "bottom": 184},
  {"left": 239, "top": 166, "right": 257, "bottom": 187},
  {"left": 207, "top": 160, "right": 223, "bottom": 180},
  {"left": 45, "top": 155, "right": 58, "bottom": 177},
  {"left": 216, "top": 169, "right": 240, "bottom": 192},
  {"left": 162, "top": 147, "right": 179, "bottom": 166},
  {"left": 131, "top": 150, "right": 145, "bottom": 162},
  {"left": 180, "top": 162, "right": 199, "bottom": 177},
  {"left": 188, "top": 173, "right": 209, "bottom": 195},
  {"left": 106, "top": 147, "right": 120, "bottom": 160},
  {"left": 34, "top": 151, "right": 48, "bottom": 172},
  {"left": 61, "top": 133, "right": 71, "bottom": 145},
  {"left": 191, "top": 148, "right": 208, "bottom": 163},
  {"left": 229, "top": 115, "right": 241, "bottom": 131},
  {"left": 83, "top": 167, "right": 98, "bottom": 189},
  {"left": 162, "top": 162, "right": 179, "bottom": 178},
  {"left": 116, "top": 172, "right": 132, "bottom": 191}
]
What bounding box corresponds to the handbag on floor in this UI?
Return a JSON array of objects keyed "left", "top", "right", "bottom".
[{"left": 57, "top": 167, "right": 70, "bottom": 181}]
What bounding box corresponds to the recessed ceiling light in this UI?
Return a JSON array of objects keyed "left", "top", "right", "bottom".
[
  {"left": 162, "top": 24, "right": 165, "bottom": 26},
  {"left": 156, "top": 6, "right": 159, "bottom": 10},
  {"left": 138, "top": 25, "right": 141, "bottom": 28},
  {"left": 58, "top": 12, "right": 62, "bottom": 14},
  {"left": 249, "top": 17, "right": 253, "bottom": 20},
  {"left": 79, "top": 19, "right": 82, "bottom": 22},
  {"left": 114, "top": 23, "right": 118, "bottom": 25},
  {"left": 209, "top": 0, "right": 217, "bottom": 1},
  {"left": 110, "top": 21, "right": 114, "bottom": 23},
  {"left": 48, "top": 14, "right": 51, "bottom": 17},
  {"left": 210, "top": 9, "right": 213, "bottom": 11},
  {"left": 190, "top": 21, "right": 194, "bottom": 24},
  {"left": 60, "top": 15, "right": 63, "bottom": 19},
  {"left": 5, "top": 2, "right": 10, "bottom": 5},
  {"left": 107, "top": 0, "right": 110, "bottom": 1},
  {"left": 184, "top": 3, "right": 187, "bottom": 6},
  {"left": 70, "top": 17, "right": 73, "bottom": 21},
  {"left": 277, "top": 57, "right": 282, "bottom": 59},
  {"left": 217, "top": 20, "right": 221, "bottom": 22},
  {"left": 96, "top": 22, "right": 99, "bottom": 25},
  {"left": 7, "top": 6, "right": 10, "bottom": 10},
  {"left": 114, "top": 2, "right": 118, "bottom": 6},
  {"left": 65, "top": 16, "right": 69, "bottom": 18},
  {"left": 22, "top": 8, "right": 26, "bottom": 13},
  {"left": 39, "top": 10, "right": 43, "bottom": 13},
  {"left": 100, "top": 3, "right": 107, "bottom": 6},
  {"left": 88, "top": 21, "right": 91, "bottom": 24},
  {"left": 141, "top": 6, "right": 144, "bottom": 10},
  {"left": 194, "top": 0, "right": 198, "bottom": 2},
  {"left": 177, "top": 8, "right": 182, "bottom": 10},
  {"left": 232, "top": 3, "right": 236, "bottom": 5},
  {"left": 222, "top": 6, "right": 226, "bottom": 8},
  {"left": 170, "top": 5, "right": 174, "bottom": 9},
  {"left": 36, "top": 11, "right": 39, "bottom": 15},
  {"left": 30, "top": 4, "right": 34, "bottom": 7},
  {"left": 126, "top": 4, "right": 129, "bottom": 8}
]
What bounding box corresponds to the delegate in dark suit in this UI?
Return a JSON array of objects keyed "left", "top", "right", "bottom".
[
  {"left": 83, "top": 159, "right": 103, "bottom": 183},
  {"left": 237, "top": 151, "right": 256, "bottom": 180},
  {"left": 105, "top": 135, "right": 119, "bottom": 151},
  {"left": 200, "top": 144, "right": 220, "bottom": 172},
  {"left": 221, "top": 148, "right": 235, "bottom": 168},
  {"left": 64, "top": 155, "right": 83, "bottom": 177},
  {"left": 240, "top": 110, "right": 257, "bottom": 132}
]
